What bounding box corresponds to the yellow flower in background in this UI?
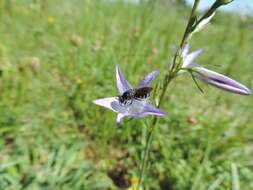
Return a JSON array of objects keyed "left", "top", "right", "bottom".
[
  {"left": 75, "top": 76, "right": 82, "bottom": 84},
  {"left": 131, "top": 177, "right": 139, "bottom": 185},
  {"left": 127, "top": 187, "right": 143, "bottom": 190},
  {"left": 47, "top": 17, "right": 55, "bottom": 23},
  {"left": 21, "top": 8, "right": 30, "bottom": 15},
  {"left": 127, "top": 177, "right": 143, "bottom": 190}
]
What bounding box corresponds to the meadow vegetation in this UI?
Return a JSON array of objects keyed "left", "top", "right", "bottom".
[{"left": 0, "top": 0, "right": 252, "bottom": 189}]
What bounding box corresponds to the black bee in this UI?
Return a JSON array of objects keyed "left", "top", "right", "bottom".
[{"left": 118, "top": 87, "right": 153, "bottom": 105}]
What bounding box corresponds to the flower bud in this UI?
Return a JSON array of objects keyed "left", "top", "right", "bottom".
[
  {"left": 216, "top": 0, "right": 234, "bottom": 5},
  {"left": 193, "top": 12, "right": 215, "bottom": 34}
]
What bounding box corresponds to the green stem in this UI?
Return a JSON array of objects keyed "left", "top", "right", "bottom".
[
  {"left": 179, "top": 0, "right": 200, "bottom": 47},
  {"left": 137, "top": 1, "right": 201, "bottom": 189},
  {"left": 137, "top": 126, "right": 154, "bottom": 190},
  {"left": 170, "top": 0, "right": 200, "bottom": 77},
  {"left": 137, "top": 76, "right": 174, "bottom": 190}
]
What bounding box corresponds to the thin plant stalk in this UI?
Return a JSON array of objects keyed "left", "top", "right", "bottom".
[
  {"left": 137, "top": 75, "right": 174, "bottom": 190},
  {"left": 137, "top": 125, "right": 154, "bottom": 190},
  {"left": 137, "top": 0, "right": 201, "bottom": 189}
]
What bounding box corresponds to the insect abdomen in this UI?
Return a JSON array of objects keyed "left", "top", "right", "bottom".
[
  {"left": 119, "top": 87, "right": 152, "bottom": 105},
  {"left": 134, "top": 87, "right": 153, "bottom": 99}
]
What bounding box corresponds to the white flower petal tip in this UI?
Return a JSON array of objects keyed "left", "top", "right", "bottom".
[
  {"left": 194, "top": 67, "right": 252, "bottom": 95},
  {"left": 93, "top": 65, "right": 165, "bottom": 124},
  {"left": 92, "top": 97, "right": 119, "bottom": 112},
  {"left": 116, "top": 113, "right": 127, "bottom": 125}
]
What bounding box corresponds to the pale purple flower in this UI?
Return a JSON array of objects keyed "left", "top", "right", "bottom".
[
  {"left": 180, "top": 44, "right": 252, "bottom": 95},
  {"left": 93, "top": 65, "right": 167, "bottom": 124}
]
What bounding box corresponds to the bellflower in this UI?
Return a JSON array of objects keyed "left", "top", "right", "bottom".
[
  {"left": 93, "top": 65, "right": 167, "bottom": 124},
  {"left": 180, "top": 44, "right": 252, "bottom": 95}
]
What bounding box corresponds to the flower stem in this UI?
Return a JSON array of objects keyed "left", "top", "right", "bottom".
[
  {"left": 137, "top": 1, "right": 201, "bottom": 189},
  {"left": 137, "top": 125, "right": 154, "bottom": 190},
  {"left": 180, "top": 0, "right": 200, "bottom": 47},
  {"left": 137, "top": 75, "right": 174, "bottom": 190}
]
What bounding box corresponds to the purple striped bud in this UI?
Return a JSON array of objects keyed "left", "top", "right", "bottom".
[
  {"left": 179, "top": 43, "right": 252, "bottom": 95},
  {"left": 194, "top": 67, "right": 251, "bottom": 95}
]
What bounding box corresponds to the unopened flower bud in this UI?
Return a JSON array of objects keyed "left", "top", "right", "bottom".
[
  {"left": 193, "top": 12, "right": 216, "bottom": 34},
  {"left": 216, "top": 0, "right": 233, "bottom": 5}
]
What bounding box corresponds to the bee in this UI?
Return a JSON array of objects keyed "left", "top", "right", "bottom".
[{"left": 118, "top": 87, "right": 153, "bottom": 105}]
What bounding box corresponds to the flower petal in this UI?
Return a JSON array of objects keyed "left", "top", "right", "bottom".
[
  {"left": 132, "top": 103, "right": 167, "bottom": 118},
  {"left": 116, "top": 65, "right": 132, "bottom": 95},
  {"left": 126, "top": 100, "right": 146, "bottom": 115},
  {"left": 171, "top": 44, "right": 189, "bottom": 59},
  {"left": 92, "top": 97, "right": 120, "bottom": 112},
  {"left": 138, "top": 70, "right": 159, "bottom": 88},
  {"left": 194, "top": 67, "right": 252, "bottom": 95},
  {"left": 183, "top": 48, "right": 205, "bottom": 68},
  {"left": 171, "top": 45, "right": 178, "bottom": 52},
  {"left": 182, "top": 43, "right": 190, "bottom": 58},
  {"left": 116, "top": 113, "right": 127, "bottom": 124},
  {"left": 111, "top": 101, "right": 128, "bottom": 113}
]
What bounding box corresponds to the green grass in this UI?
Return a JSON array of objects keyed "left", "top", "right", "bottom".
[{"left": 0, "top": 0, "right": 252, "bottom": 189}]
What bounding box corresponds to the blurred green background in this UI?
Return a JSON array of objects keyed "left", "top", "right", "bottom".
[{"left": 0, "top": 0, "right": 252, "bottom": 189}]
